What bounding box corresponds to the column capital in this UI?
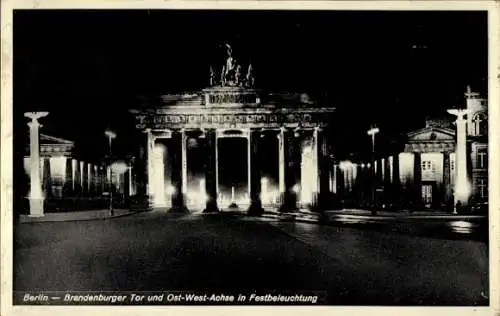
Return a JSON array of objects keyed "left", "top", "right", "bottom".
[
  {"left": 27, "top": 121, "right": 42, "bottom": 129},
  {"left": 24, "top": 111, "right": 49, "bottom": 121}
]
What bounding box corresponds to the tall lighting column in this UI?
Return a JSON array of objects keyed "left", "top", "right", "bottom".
[
  {"left": 105, "top": 129, "right": 117, "bottom": 216},
  {"left": 367, "top": 126, "right": 379, "bottom": 213}
]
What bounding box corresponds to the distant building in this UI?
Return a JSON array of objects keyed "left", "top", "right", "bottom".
[{"left": 332, "top": 86, "right": 488, "bottom": 211}]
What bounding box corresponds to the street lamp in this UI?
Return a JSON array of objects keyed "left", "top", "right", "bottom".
[
  {"left": 367, "top": 126, "right": 379, "bottom": 212},
  {"left": 105, "top": 129, "right": 117, "bottom": 216}
]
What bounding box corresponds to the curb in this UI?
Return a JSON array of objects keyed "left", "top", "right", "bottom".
[{"left": 18, "top": 209, "right": 148, "bottom": 224}]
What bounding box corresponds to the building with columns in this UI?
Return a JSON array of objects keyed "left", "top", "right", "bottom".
[
  {"left": 331, "top": 86, "right": 488, "bottom": 211},
  {"left": 23, "top": 132, "right": 135, "bottom": 212},
  {"left": 130, "top": 47, "right": 335, "bottom": 213}
]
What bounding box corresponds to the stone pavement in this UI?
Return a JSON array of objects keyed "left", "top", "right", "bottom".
[
  {"left": 13, "top": 210, "right": 489, "bottom": 305},
  {"left": 19, "top": 209, "right": 142, "bottom": 223}
]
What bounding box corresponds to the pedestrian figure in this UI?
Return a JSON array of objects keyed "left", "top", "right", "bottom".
[{"left": 455, "top": 200, "right": 462, "bottom": 214}]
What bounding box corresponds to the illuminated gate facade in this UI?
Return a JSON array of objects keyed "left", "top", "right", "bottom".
[{"left": 130, "top": 49, "right": 335, "bottom": 213}]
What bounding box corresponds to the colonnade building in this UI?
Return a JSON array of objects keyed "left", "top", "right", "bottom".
[{"left": 22, "top": 132, "right": 134, "bottom": 212}]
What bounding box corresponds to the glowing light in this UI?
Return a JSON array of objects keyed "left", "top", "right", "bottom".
[
  {"left": 104, "top": 129, "right": 116, "bottom": 140},
  {"left": 50, "top": 157, "right": 67, "bottom": 180},
  {"left": 366, "top": 163, "right": 371, "bottom": 168},
  {"left": 292, "top": 184, "right": 301, "bottom": 194},
  {"left": 72, "top": 159, "right": 77, "bottom": 189},
  {"left": 300, "top": 140, "right": 317, "bottom": 205},
  {"left": 367, "top": 127, "right": 380, "bottom": 136},
  {"left": 388, "top": 156, "right": 393, "bottom": 183},
  {"left": 166, "top": 185, "right": 176, "bottom": 195},
  {"left": 448, "top": 220, "right": 474, "bottom": 234},
  {"left": 111, "top": 161, "right": 128, "bottom": 174},
  {"left": 399, "top": 153, "right": 414, "bottom": 185},
  {"left": 151, "top": 144, "right": 166, "bottom": 207},
  {"left": 339, "top": 160, "right": 354, "bottom": 171},
  {"left": 361, "top": 163, "right": 365, "bottom": 168},
  {"left": 381, "top": 158, "right": 385, "bottom": 178},
  {"left": 199, "top": 178, "right": 206, "bottom": 195},
  {"left": 261, "top": 177, "right": 270, "bottom": 204},
  {"left": 24, "top": 157, "right": 30, "bottom": 175}
]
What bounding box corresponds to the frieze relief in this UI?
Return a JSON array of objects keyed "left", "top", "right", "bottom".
[
  {"left": 134, "top": 112, "right": 330, "bottom": 129},
  {"left": 404, "top": 142, "right": 455, "bottom": 153}
]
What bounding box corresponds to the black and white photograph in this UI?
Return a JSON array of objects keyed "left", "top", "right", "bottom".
[{"left": 2, "top": 2, "right": 499, "bottom": 312}]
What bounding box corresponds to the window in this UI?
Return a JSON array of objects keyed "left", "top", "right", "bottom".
[
  {"left": 421, "top": 185, "right": 432, "bottom": 205},
  {"left": 421, "top": 161, "right": 436, "bottom": 173},
  {"left": 478, "top": 178, "right": 488, "bottom": 199},
  {"left": 472, "top": 112, "right": 487, "bottom": 136},
  {"left": 477, "top": 148, "right": 488, "bottom": 169}
]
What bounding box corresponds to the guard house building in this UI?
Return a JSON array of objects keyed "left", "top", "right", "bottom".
[
  {"left": 333, "top": 86, "right": 488, "bottom": 211},
  {"left": 22, "top": 133, "right": 134, "bottom": 212},
  {"left": 130, "top": 47, "right": 335, "bottom": 213}
]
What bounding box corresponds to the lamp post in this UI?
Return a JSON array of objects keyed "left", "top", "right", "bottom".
[
  {"left": 105, "top": 129, "right": 116, "bottom": 216},
  {"left": 367, "top": 126, "right": 379, "bottom": 213}
]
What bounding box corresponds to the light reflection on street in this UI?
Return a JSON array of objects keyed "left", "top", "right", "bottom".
[{"left": 447, "top": 220, "right": 475, "bottom": 234}]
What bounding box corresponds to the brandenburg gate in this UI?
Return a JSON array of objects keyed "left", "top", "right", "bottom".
[{"left": 130, "top": 46, "right": 335, "bottom": 214}]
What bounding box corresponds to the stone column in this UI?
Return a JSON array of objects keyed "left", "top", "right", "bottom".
[
  {"left": 74, "top": 159, "right": 81, "bottom": 195},
  {"left": 81, "top": 162, "right": 88, "bottom": 197},
  {"left": 279, "top": 128, "right": 297, "bottom": 212},
  {"left": 128, "top": 162, "right": 134, "bottom": 196},
  {"left": 87, "top": 163, "right": 93, "bottom": 194},
  {"left": 317, "top": 128, "right": 330, "bottom": 211},
  {"left": 392, "top": 153, "right": 401, "bottom": 207},
  {"left": 145, "top": 128, "right": 154, "bottom": 202},
  {"left": 248, "top": 129, "right": 264, "bottom": 215},
  {"left": 455, "top": 116, "right": 470, "bottom": 206},
  {"left": 442, "top": 152, "right": 452, "bottom": 208},
  {"left": 311, "top": 128, "right": 319, "bottom": 207},
  {"left": 170, "top": 131, "right": 186, "bottom": 212},
  {"left": 181, "top": 129, "right": 188, "bottom": 197},
  {"left": 215, "top": 132, "right": 219, "bottom": 196},
  {"left": 335, "top": 164, "right": 345, "bottom": 207},
  {"left": 247, "top": 129, "right": 252, "bottom": 203},
  {"left": 278, "top": 128, "right": 286, "bottom": 205},
  {"left": 42, "top": 157, "right": 52, "bottom": 200},
  {"left": 64, "top": 157, "right": 73, "bottom": 197},
  {"left": 203, "top": 129, "right": 219, "bottom": 213},
  {"left": 447, "top": 109, "right": 471, "bottom": 211},
  {"left": 413, "top": 152, "right": 422, "bottom": 210},
  {"left": 24, "top": 112, "right": 49, "bottom": 216}
]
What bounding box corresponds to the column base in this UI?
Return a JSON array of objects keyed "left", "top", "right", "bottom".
[
  {"left": 203, "top": 200, "right": 220, "bottom": 213},
  {"left": 278, "top": 191, "right": 299, "bottom": 213},
  {"left": 247, "top": 201, "right": 264, "bottom": 216},
  {"left": 278, "top": 200, "right": 298, "bottom": 213},
  {"left": 28, "top": 197, "right": 45, "bottom": 217},
  {"left": 168, "top": 205, "right": 190, "bottom": 214}
]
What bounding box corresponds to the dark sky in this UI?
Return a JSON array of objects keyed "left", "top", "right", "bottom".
[{"left": 13, "top": 10, "right": 488, "bottom": 162}]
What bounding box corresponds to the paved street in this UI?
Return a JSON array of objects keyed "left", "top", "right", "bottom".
[{"left": 14, "top": 211, "right": 489, "bottom": 305}]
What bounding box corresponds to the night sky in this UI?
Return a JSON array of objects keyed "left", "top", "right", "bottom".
[{"left": 13, "top": 10, "right": 488, "bottom": 163}]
